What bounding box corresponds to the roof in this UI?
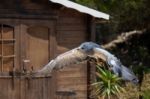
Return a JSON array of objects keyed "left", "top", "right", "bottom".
[{"left": 49, "top": 0, "right": 109, "bottom": 20}]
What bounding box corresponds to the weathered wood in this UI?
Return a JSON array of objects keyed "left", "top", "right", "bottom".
[
  {"left": 21, "top": 77, "right": 53, "bottom": 99},
  {"left": 56, "top": 90, "right": 76, "bottom": 99},
  {"left": 57, "top": 77, "right": 87, "bottom": 85},
  {"left": 56, "top": 8, "right": 89, "bottom": 99},
  {"left": 0, "top": 78, "right": 20, "bottom": 99},
  {"left": 0, "top": 1, "right": 96, "bottom": 99},
  {"left": 26, "top": 26, "right": 49, "bottom": 71},
  {"left": 0, "top": 19, "right": 56, "bottom": 99}
]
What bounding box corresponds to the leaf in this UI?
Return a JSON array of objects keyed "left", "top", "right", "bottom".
[{"left": 92, "top": 65, "right": 125, "bottom": 98}]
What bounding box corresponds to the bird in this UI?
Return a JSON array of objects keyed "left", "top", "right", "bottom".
[
  {"left": 93, "top": 47, "right": 139, "bottom": 84},
  {"left": 36, "top": 42, "right": 100, "bottom": 74},
  {"left": 36, "top": 42, "right": 138, "bottom": 84}
]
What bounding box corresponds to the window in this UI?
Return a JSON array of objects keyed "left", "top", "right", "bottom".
[
  {"left": 0, "top": 23, "right": 52, "bottom": 75},
  {"left": 0, "top": 24, "right": 15, "bottom": 72}
]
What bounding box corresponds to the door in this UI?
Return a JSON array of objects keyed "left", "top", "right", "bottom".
[
  {"left": 0, "top": 20, "right": 56, "bottom": 99},
  {"left": 26, "top": 26, "right": 50, "bottom": 71},
  {"left": 20, "top": 24, "right": 56, "bottom": 99}
]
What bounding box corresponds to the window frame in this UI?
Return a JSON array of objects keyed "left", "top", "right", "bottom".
[{"left": 0, "top": 24, "right": 16, "bottom": 72}]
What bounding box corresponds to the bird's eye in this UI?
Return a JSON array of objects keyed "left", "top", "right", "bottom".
[
  {"left": 132, "top": 78, "right": 136, "bottom": 81},
  {"left": 81, "top": 47, "right": 84, "bottom": 49},
  {"left": 132, "top": 78, "right": 139, "bottom": 84}
]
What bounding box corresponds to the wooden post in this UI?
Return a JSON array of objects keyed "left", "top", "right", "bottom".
[
  {"left": 90, "top": 17, "right": 96, "bottom": 42},
  {"left": 86, "top": 16, "right": 96, "bottom": 99}
]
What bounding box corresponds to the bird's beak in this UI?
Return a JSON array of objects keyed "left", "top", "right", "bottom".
[{"left": 77, "top": 47, "right": 81, "bottom": 50}]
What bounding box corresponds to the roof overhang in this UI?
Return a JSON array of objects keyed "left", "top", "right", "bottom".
[{"left": 49, "top": 0, "right": 109, "bottom": 20}]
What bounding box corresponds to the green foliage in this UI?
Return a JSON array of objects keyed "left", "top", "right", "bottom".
[
  {"left": 91, "top": 65, "right": 125, "bottom": 99},
  {"left": 70, "top": 0, "right": 150, "bottom": 98},
  {"left": 71, "top": 0, "right": 150, "bottom": 32},
  {"left": 142, "top": 90, "right": 150, "bottom": 99}
]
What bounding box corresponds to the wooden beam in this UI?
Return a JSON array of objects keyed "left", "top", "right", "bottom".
[
  {"left": 87, "top": 16, "right": 97, "bottom": 99},
  {"left": 90, "top": 17, "right": 96, "bottom": 42},
  {"left": 49, "top": 20, "right": 57, "bottom": 98}
]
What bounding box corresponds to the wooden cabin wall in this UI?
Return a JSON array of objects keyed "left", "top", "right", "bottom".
[
  {"left": 56, "top": 8, "right": 89, "bottom": 99},
  {"left": 0, "top": 0, "right": 91, "bottom": 98}
]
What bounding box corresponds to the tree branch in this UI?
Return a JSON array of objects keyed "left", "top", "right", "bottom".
[{"left": 102, "top": 29, "right": 146, "bottom": 49}]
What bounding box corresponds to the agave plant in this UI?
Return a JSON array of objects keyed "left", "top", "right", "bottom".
[{"left": 91, "top": 65, "right": 125, "bottom": 99}]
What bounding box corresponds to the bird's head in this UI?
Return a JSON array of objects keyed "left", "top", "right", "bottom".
[
  {"left": 121, "top": 66, "right": 139, "bottom": 85},
  {"left": 78, "top": 42, "right": 100, "bottom": 52},
  {"left": 131, "top": 77, "right": 139, "bottom": 85}
]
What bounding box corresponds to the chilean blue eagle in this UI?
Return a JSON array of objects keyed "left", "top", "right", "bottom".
[{"left": 37, "top": 42, "right": 138, "bottom": 84}]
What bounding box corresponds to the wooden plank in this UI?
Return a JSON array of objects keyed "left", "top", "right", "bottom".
[
  {"left": 58, "top": 38, "right": 86, "bottom": 44},
  {"left": 57, "top": 84, "right": 87, "bottom": 92},
  {"left": 57, "top": 43, "right": 82, "bottom": 48},
  {"left": 26, "top": 26, "right": 49, "bottom": 71},
  {"left": 43, "top": 78, "right": 48, "bottom": 99},
  {"left": 7, "top": 78, "right": 20, "bottom": 99},
  {"left": 1, "top": 55, "right": 15, "bottom": 58},
  {"left": 14, "top": 25, "right": 21, "bottom": 71},
  {"left": 20, "top": 24, "right": 28, "bottom": 71},
  {"left": 0, "top": 79, "right": 9, "bottom": 98},
  {"left": 75, "top": 91, "right": 87, "bottom": 98},
  {"left": 90, "top": 18, "right": 96, "bottom": 41},
  {"left": 57, "top": 31, "right": 86, "bottom": 38},
  {"left": 56, "top": 9, "right": 89, "bottom": 99},
  {"left": 57, "top": 77, "right": 87, "bottom": 86},
  {"left": 87, "top": 61, "right": 91, "bottom": 99},
  {"left": 59, "top": 8, "right": 85, "bottom": 18},
  {"left": 1, "top": 24, "right": 4, "bottom": 71},
  {"left": 48, "top": 75, "right": 56, "bottom": 99},
  {"left": 89, "top": 17, "right": 96, "bottom": 99},
  {"left": 58, "top": 17, "right": 85, "bottom": 23},
  {"left": 49, "top": 21, "right": 57, "bottom": 58},
  {"left": 57, "top": 25, "right": 86, "bottom": 31},
  {"left": 0, "top": 78, "right": 20, "bottom": 99},
  {"left": 57, "top": 39, "right": 86, "bottom": 44},
  {"left": 0, "top": 39, "right": 15, "bottom": 41},
  {"left": 57, "top": 72, "right": 87, "bottom": 78},
  {"left": 19, "top": 20, "right": 56, "bottom": 99},
  {"left": 21, "top": 78, "right": 54, "bottom": 99},
  {"left": 58, "top": 32, "right": 86, "bottom": 39},
  {"left": 49, "top": 21, "right": 57, "bottom": 99},
  {"left": 57, "top": 22, "right": 85, "bottom": 26},
  {"left": 25, "top": 78, "right": 39, "bottom": 99}
]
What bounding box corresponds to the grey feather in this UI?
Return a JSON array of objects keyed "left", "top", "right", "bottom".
[
  {"left": 37, "top": 42, "right": 100, "bottom": 75},
  {"left": 36, "top": 42, "right": 138, "bottom": 84},
  {"left": 37, "top": 48, "right": 88, "bottom": 74},
  {"left": 121, "top": 65, "right": 139, "bottom": 84},
  {"left": 93, "top": 47, "right": 139, "bottom": 84}
]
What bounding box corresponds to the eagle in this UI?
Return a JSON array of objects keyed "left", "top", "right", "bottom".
[{"left": 36, "top": 42, "right": 138, "bottom": 84}]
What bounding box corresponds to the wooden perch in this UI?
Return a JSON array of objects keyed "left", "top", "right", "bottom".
[{"left": 102, "top": 29, "right": 146, "bottom": 49}]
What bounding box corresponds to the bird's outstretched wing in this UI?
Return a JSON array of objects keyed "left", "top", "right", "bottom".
[
  {"left": 32, "top": 41, "right": 138, "bottom": 84},
  {"left": 37, "top": 48, "right": 87, "bottom": 75},
  {"left": 92, "top": 47, "right": 139, "bottom": 84}
]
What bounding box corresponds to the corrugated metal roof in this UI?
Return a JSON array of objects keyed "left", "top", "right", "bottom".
[{"left": 49, "top": 0, "right": 109, "bottom": 20}]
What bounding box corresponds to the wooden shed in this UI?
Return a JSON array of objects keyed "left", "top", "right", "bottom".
[{"left": 0, "top": 0, "right": 109, "bottom": 99}]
